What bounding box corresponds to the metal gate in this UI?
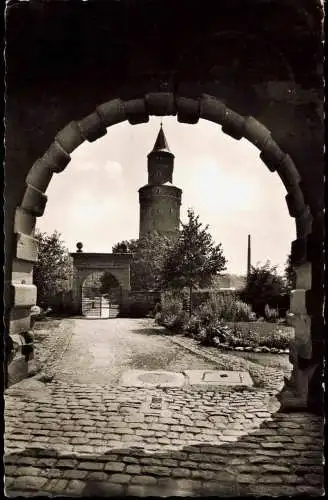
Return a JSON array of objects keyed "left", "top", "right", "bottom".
[{"left": 81, "top": 271, "right": 122, "bottom": 318}]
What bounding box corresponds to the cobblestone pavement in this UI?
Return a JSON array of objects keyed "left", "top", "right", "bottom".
[
  {"left": 4, "top": 318, "right": 324, "bottom": 497},
  {"left": 29, "top": 318, "right": 75, "bottom": 381}
]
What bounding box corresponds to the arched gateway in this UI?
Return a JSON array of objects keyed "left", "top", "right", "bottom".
[
  {"left": 4, "top": 0, "right": 324, "bottom": 414},
  {"left": 8, "top": 92, "right": 322, "bottom": 412},
  {"left": 70, "top": 246, "right": 132, "bottom": 317}
]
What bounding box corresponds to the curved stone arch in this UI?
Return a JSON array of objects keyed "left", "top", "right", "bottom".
[
  {"left": 11, "top": 91, "right": 318, "bottom": 408},
  {"left": 80, "top": 269, "right": 123, "bottom": 291}
]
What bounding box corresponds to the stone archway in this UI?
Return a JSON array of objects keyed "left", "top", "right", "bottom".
[
  {"left": 70, "top": 250, "right": 132, "bottom": 317},
  {"left": 9, "top": 92, "right": 322, "bottom": 410}
]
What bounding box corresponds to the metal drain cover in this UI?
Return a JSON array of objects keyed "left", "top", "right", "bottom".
[
  {"left": 184, "top": 370, "right": 253, "bottom": 387},
  {"left": 120, "top": 370, "right": 185, "bottom": 388}
]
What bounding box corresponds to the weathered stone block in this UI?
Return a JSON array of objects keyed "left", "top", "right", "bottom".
[
  {"left": 7, "top": 353, "right": 28, "bottom": 386},
  {"left": 296, "top": 206, "right": 313, "bottom": 238},
  {"left": 96, "top": 99, "right": 127, "bottom": 127},
  {"left": 145, "top": 92, "right": 176, "bottom": 116},
  {"left": 294, "top": 262, "right": 312, "bottom": 290},
  {"left": 11, "top": 259, "right": 34, "bottom": 285},
  {"left": 78, "top": 111, "right": 107, "bottom": 142},
  {"left": 15, "top": 233, "right": 38, "bottom": 263},
  {"left": 278, "top": 154, "right": 301, "bottom": 191},
  {"left": 260, "top": 140, "right": 285, "bottom": 172},
  {"left": 125, "top": 98, "right": 149, "bottom": 124},
  {"left": 21, "top": 184, "right": 48, "bottom": 217},
  {"left": 305, "top": 289, "right": 321, "bottom": 318},
  {"left": 221, "top": 108, "right": 245, "bottom": 140},
  {"left": 286, "top": 313, "right": 312, "bottom": 359},
  {"left": 199, "top": 94, "right": 226, "bottom": 124},
  {"left": 291, "top": 237, "right": 311, "bottom": 266},
  {"left": 9, "top": 307, "right": 31, "bottom": 334},
  {"left": 243, "top": 116, "right": 271, "bottom": 149},
  {"left": 26, "top": 160, "right": 53, "bottom": 194},
  {"left": 55, "top": 121, "right": 85, "bottom": 154},
  {"left": 11, "top": 284, "right": 37, "bottom": 308},
  {"left": 14, "top": 208, "right": 36, "bottom": 236},
  {"left": 286, "top": 188, "right": 306, "bottom": 218},
  {"left": 290, "top": 289, "right": 307, "bottom": 315},
  {"left": 176, "top": 97, "right": 200, "bottom": 124},
  {"left": 45, "top": 141, "right": 71, "bottom": 172}
]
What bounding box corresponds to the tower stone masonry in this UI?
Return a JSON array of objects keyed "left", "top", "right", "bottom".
[{"left": 139, "top": 124, "right": 182, "bottom": 238}]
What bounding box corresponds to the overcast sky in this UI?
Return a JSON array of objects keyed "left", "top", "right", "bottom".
[{"left": 36, "top": 117, "right": 295, "bottom": 276}]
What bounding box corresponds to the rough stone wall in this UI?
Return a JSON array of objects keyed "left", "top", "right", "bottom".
[
  {"left": 147, "top": 155, "right": 174, "bottom": 185},
  {"left": 139, "top": 185, "right": 182, "bottom": 237}
]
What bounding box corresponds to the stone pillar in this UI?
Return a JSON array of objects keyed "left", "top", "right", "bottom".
[
  {"left": 279, "top": 213, "right": 324, "bottom": 414},
  {"left": 71, "top": 273, "right": 83, "bottom": 315}
]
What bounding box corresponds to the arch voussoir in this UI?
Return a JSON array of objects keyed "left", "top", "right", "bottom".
[
  {"left": 55, "top": 121, "right": 85, "bottom": 154},
  {"left": 285, "top": 188, "right": 306, "bottom": 218},
  {"left": 278, "top": 154, "right": 302, "bottom": 192},
  {"left": 291, "top": 237, "right": 310, "bottom": 266},
  {"left": 78, "top": 111, "right": 107, "bottom": 142},
  {"left": 295, "top": 206, "right": 313, "bottom": 238},
  {"left": 26, "top": 160, "right": 54, "bottom": 194},
  {"left": 14, "top": 207, "right": 36, "bottom": 236},
  {"left": 243, "top": 116, "right": 271, "bottom": 150},
  {"left": 199, "top": 94, "right": 227, "bottom": 124},
  {"left": 124, "top": 98, "right": 149, "bottom": 124},
  {"left": 176, "top": 96, "right": 200, "bottom": 124},
  {"left": 145, "top": 92, "right": 176, "bottom": 116},
  {"left": 44, "top": 140, "right": 71, "bottom": 173},
  {"left": 221, "top": 108, "right": 245, "bottom": 140},
  {"left": 21, "top": 184, "right": 47, "bottom": 217},
  {"left": 260, "top": 141, "right": 285, "bottom": 172},
  {"left": 96, "top": 98, "right": 127, "bottom": 127}
]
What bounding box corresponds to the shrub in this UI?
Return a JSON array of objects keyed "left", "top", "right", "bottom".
[
  {"left": 196, "top": 293, "right": 253, "bottom": 324},
  {"left": 161, "top": 290, "right": 184, "bottom": 316},
  {"left": 183, "top": 315, "right": 202, "bottom": 337},
  {"left": 157, "top": 290, "right": 187, "bottom": 329},
  {"left": 240, "top": 261, "right": 286, "bottom": 317}
]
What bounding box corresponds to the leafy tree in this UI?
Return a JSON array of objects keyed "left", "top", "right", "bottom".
[
  {"left": 112, "top": 240, "right": 135, "bottom": 254},
  {"left": 284, "top": 253, "right": 297, "bottom": 291},
  {"left": 162, "top": 209, "right": 227, "bottom": 314},
  {"left": 99, "top": 272, "right": 121, "bottom": 302},
  {"left": 240, "top": 260, "right": 286, "bottom": 317},
  {"left": 113, "top": 232, "right": 175, "bottom": 291},
  {"left": 33, "top": 230, "right": 73, "bottom": 308}
]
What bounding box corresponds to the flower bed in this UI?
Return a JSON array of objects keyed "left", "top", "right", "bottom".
[
  {"left": 156, "top": 290, "right": 294, "bottom": 353},
  {"left": 222, "top": 321, "right": 294, "bottom": 351}
]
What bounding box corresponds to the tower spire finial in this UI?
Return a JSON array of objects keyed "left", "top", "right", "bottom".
[{"left": 150, "top": 122, "right": 172, "bottom": 154}]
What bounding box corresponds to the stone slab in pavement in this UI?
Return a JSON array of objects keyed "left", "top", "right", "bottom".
[
  {"left": 184, "top": 370, "right": 254, "bottom": 388},
  {"left": 119, "top": 370, "right": 186, "bottom": 388}
]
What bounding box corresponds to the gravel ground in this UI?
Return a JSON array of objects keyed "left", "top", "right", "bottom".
[
  {"left": 31, "top": 317, "right": 291, "bottom": 390},
  {"left": 53, "top": 318, "right": 218, "bottom": 385}
]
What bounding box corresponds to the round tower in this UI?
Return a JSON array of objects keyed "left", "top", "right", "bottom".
[{"left": 139, "top": 124, "right": 182, "bottom": 238}]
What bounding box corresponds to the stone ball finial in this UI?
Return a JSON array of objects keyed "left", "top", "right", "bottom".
[{"left": 76, "top": 242, "right": 83, "bottom": 252}]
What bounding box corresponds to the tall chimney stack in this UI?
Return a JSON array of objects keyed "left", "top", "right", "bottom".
[{"left": 247, "top": 234, "right": 251, "bottom": 278}]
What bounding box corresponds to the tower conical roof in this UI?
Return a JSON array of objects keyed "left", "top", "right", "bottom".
[{"left": 149, "top": 124, "right": 173, "bottom": 155}]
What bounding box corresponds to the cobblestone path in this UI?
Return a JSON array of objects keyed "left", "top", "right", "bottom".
[{"left": 4, "top": 318, "right": 324, "bottom": 497}]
